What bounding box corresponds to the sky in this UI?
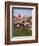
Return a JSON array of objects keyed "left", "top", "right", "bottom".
[{"left": 12, "top": 8, "right": 32, "bottom": 16}]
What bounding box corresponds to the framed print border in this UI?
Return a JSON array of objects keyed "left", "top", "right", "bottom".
[{"left": 5, "top": 1, "right": 38, "bottom": 45}]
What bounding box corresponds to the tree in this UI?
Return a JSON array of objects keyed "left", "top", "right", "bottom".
[{"left": 18, "top": 14, "right": 21, "bottom": 17}]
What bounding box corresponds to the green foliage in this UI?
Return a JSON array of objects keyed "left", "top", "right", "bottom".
[{"left": 14, "top": 28, "right": 32, "bottom": 36}]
